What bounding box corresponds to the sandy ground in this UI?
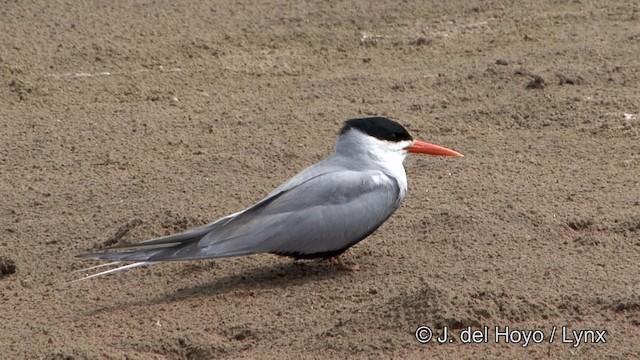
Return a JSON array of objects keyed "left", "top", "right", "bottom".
[{"left": 1, "top": 0, "right": 639, "bottom": 359}]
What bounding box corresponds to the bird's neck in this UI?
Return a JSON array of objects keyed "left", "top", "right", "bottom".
[{"left": 334, "top": 134, "right": 409, "bottom": 197}]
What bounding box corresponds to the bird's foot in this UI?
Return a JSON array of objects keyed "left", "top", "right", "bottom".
[{"left": 329, "top": 256, "right": 361, "bottom": 271}]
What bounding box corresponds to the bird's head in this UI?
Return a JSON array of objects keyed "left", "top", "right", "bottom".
[{"left": 336, "top": 117, "right": 463, "bottom": 163}]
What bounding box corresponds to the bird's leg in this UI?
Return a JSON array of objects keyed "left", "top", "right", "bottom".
[{"left": 329, "top": 255, "right": 360, "bottom": 271}]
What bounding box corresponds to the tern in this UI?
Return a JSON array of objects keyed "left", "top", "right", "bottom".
[{"left": 77, "top": 117, "right": 462, "bottom": 280}]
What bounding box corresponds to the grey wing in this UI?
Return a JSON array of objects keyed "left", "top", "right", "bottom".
[
  {"left": 106, "top": 210, "right": 244, "bottom": 250},
  {"left": 78, "top": 210, "right": 245, "bottom": 260},
  {"left": 198, "top": 169, "right": 403, "bottom": 259},
  {"left": 90, "top": 169, "right": 402, "bottom": 262}
]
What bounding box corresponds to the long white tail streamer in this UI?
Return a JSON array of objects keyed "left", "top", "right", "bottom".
[{"left": 73, "top": 261, "right": 150, "bottom": 282}]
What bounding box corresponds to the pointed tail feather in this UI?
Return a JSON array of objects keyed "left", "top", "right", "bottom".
[
  {"left": 105, "top": 212, "right": 242, "bottom": 250},
  {"left": 73, "top": 261, "right": 151, "bottom": 282},
  {"left": 73, "top": 261, "right": 122, "bottom": 273},
  {"left": 78, "top": 248, "right": 166, "bottom": 262},
  {"left": 74, "top": 209, "right": 250, "bottom": 279}
]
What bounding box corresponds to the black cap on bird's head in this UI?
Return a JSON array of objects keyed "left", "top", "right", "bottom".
[
  {"left": 340, "top": 117, "right": 413, "bottom": 142},
  {"left": 340, "top": 117, "right": 463, "bottom": 157}
]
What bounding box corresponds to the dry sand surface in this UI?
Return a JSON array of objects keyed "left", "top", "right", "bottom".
[{"left": 1, "top": 1, "right": 639, "bottom": 359}]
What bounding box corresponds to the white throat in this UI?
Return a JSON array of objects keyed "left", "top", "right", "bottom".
[{"left": 335, "top": 129, "right": 413, "bottom": 196}]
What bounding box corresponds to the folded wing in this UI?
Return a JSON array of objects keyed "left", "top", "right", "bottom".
[{"left": 80, "top": 170, "right": 401, "bottom": 262}]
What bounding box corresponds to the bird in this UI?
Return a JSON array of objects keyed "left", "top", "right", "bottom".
[{"left": 76, "top": 117, "right": 462, "bottom": 280}]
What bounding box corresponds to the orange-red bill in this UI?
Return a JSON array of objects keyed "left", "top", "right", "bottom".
[{"left": 406, "top": 140, "right": 463, "bottom": 157}]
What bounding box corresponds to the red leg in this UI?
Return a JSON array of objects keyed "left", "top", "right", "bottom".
[{"left": 329, "top": 255, "right": 361, "bottom": 271}]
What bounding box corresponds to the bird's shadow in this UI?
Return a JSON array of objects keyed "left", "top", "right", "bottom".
[{"left": 84, "top": 260, "right": 346, "bottom": 316}]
